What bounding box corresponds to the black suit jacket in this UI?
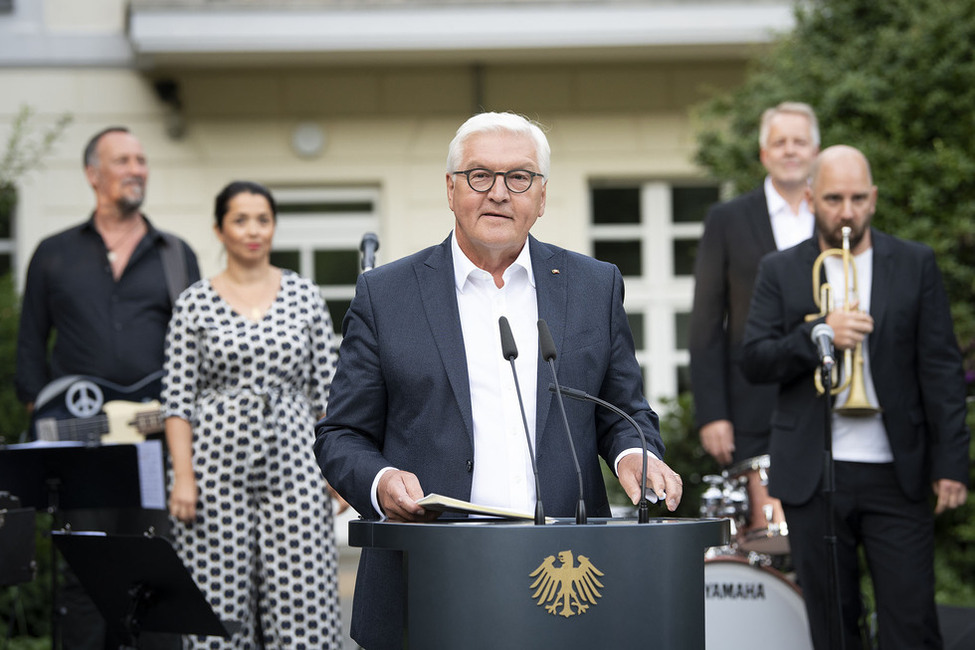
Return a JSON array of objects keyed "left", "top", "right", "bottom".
[
  {"left": 315, "top": 234, "right": 662, "bottom": 649},
  {"left": 741, "top": 230, "right": 970, "bottom": 506},
  {"left": 689, "top": 186, "right": 782, "bottom": 433}
]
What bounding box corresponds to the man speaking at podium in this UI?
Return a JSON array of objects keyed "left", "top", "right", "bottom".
[{"left": 315, "top": 111, "right": 683, "bottom": 649}]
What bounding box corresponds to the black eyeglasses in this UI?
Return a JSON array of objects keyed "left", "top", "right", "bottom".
[{"left": 451, "top": 168, "right": 545, "bottom": 193}]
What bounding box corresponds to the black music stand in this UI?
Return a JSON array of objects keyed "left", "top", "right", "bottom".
[
  {"left": 0, "top": 493, "right": 36, "bottom": 586},
  {"left": 0, "top": 443, "right": 155, "bottom": 513},
  {"left": 0, "top": 442, "right": 163, "bottom": 649},
  {"left": 52, "top": 532, "right": 238, "bottom": 648}
]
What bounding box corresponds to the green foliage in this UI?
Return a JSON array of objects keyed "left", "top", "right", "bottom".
[
  {"left": 0, "top": 515, "right": 54, "bottom": 644},
  {"left": 694, "top": 0, "right": 975, "bottom": 608},
  {"left": 0, "top": 105, "right": 72, "bottom": 189},
  {"left": 0, "top": 104, "right": 71, "bottom": 443},
  {"left": 694, "top": 0, "right": 975, "bottom": 379},
  {"left": 0, "top": 273, "right": 29, "bottom": 444},
  {"left": 932, "top": 406, "right": 975, "bottom": 606},
  {"left": 658, "top": 393, "right": 722, "bottom": 519},
  {"left": 601, "top": 393, "right": 721, "bottom": 519},
  {"left": 0, "top": 275, "right": 47, "bottom": 644},
  {"left": 0, "top": 104, "right": 70, "bottom": 644}
]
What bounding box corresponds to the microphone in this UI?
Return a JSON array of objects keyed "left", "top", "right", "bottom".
[
  {"left": 498, "top": 317, "right": 545, "bottom": 525},
  {"left": 360, "top": 232, "right": 380, "bottom": 272},
  {"left": 811, "top": 323, "right": 836, "bottom": 370},
  {"left": 537, "top": 319, "right": 587, "bottom": 524},
  {"left": 547, "top": 384, "right": 652, "bottom": 524}
]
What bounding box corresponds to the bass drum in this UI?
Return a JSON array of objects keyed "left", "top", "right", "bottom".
[{"left": 705, "top": 557, "right": 813, "bottom": 650}]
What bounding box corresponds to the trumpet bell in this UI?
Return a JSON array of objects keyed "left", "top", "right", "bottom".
[{"left": 835, "top": 404, "right": 883, "bottom": 417}]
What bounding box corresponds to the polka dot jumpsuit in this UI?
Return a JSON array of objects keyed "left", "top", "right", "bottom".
[{"left": 162, "top": 271, "right": 341, "bottom": 649}]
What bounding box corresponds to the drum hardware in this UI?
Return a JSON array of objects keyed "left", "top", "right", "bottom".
[{"left": 699, "top": 455, "right": 791, "bottom": 556}]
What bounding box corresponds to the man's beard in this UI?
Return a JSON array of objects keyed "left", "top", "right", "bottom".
[
  {"left": 820, "top": 222, "right": 867, "bottom": 251},
  {"left": 117, "top": 185, "right": 145, "bottom": 215}
]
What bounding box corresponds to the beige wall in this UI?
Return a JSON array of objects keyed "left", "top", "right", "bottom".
[{"left": 1, "top": 60, "right": 744, "bottom": 283}]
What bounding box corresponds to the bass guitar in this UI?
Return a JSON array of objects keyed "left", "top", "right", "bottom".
[{"left": 30, "top": 372, "right": 166, "bottom": 444}]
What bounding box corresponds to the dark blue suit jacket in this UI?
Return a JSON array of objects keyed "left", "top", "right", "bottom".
[
  {"left": 315, "top": 234, "right": 662, "bottom": 649},
  {"left": 741, "top": 230, "right": 970, "bottom": 506}
]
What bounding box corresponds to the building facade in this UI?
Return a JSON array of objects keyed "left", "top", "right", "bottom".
[{"left": 0, "top": 0, "right": 794, "bottom": 402}]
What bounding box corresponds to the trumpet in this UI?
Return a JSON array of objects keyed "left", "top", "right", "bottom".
[{"left": 805, "top": 226, "right": 882, "bottom": 416}]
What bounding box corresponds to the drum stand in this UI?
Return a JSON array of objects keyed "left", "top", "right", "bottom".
[{"left": 819, "top": 361, "right": 845, "bottom": 650}]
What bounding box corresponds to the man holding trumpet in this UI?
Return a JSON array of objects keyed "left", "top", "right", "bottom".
[{"left": 741, "top": 145, "right": 969, "bottom": 650}]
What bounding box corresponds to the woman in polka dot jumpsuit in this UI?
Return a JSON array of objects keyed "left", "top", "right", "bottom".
[{"left": 163, "top": 181, "right": 342, "bottom": 648}]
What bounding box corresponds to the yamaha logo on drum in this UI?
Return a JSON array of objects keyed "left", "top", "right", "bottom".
[{"left": 705, "top": 579, "right": 767, "bottom": 600}]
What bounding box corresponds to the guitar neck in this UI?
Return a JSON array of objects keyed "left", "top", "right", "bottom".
[
  {"left": 131, "top": 410, "right": 165, "bottom": 436},
  {"left": 35, "top": 415, "right": 109, "bottom": 444},
  {"left": 34, "top": 403, "right": 162, "bottom": 445}
]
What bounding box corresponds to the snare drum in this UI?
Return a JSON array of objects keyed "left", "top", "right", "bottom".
[
  {"left": 726, "top": 454, "right": 790, "bottom": 555},
  {"left": 705, "top": 557, "right": 812, "bottom": 649}
]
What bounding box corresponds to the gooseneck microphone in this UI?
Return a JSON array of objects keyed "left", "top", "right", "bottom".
[
  {"left": 360, "top": 232, "right": 380, "bottom": 272},
  {"left": 548, "top": 384, "right": 652, "bottom": 524},
  {"left": 537, "top": 319, "right": 587, "bottom": 524},
  {"left": 498, "top": 317, "right": 546, "bottom": 526},
  {"left": 811, "top": 323, "right": 836, "bottom": 371}
]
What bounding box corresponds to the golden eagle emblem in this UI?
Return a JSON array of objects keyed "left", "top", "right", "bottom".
[{"left": 529, "top": 550, "right": 604, "bottom": 617}]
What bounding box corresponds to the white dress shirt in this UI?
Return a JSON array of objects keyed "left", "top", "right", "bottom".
[
  {"left": 824, "top": 248, "right": 893, "bottom": 463},
  {"left": 452, "top": 234, "right": 540, "bottom": 513},
  {"left": 765, "top": 176, "right": 815, "bottom": 251}
]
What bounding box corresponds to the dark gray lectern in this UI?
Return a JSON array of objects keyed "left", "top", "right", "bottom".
[{"left": 350, "top": 517, "right": 730, "bottom": 649}]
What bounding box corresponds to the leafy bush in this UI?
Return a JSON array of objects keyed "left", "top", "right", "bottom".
[
  {"left": 0, "top": 273, "right": 29, "bottom": 444},
  {"left": 693, "top": 0, "right": 975, "bottom": 607},
  {"left": 694, "top": 0, "right": 975, "bottom": 383}
]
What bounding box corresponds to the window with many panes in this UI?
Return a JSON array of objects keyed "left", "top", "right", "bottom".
[
  {"left": 269, "top": 187, "right": 380, "bottom": 339},
  {"left": 589, "top": 182, "right": 718, "bottom": 401}
]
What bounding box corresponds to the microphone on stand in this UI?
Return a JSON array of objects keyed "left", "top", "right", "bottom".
[
  {"left": 547, "top": 384, "right": 652, "bottom": 524},
  {"left": 360, "top": 232, "right": 380, "bottom": 272},
  {"left": 498, "top": 317, "right": 545, "bottom": 526},
  {"left": 811, "top": 323, "right": 836, "bottom": 370},
  {"left": 537, "top": 319, "right": 587, "bottom": 524}
]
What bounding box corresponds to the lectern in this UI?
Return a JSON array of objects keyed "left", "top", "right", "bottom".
[{"left": 350, "top": 517, "right": 729, "bottom": 649}]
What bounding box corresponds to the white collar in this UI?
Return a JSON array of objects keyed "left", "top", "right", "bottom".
[{"left": 450, "top": 231, "right": 535, "bottom": 292}]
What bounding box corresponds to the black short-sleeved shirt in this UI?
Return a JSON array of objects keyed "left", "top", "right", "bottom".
[{"left": 15, "top": 215, "right": 200, "bottom": 404}]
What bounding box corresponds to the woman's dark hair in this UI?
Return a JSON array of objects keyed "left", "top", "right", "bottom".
[{"left": 214, "top": 181, "right": 277, "bottom": 228}]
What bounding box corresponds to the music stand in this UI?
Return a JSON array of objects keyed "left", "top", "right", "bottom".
[
  {"left": 52, "top": 532, "right": 238, "bottom": 648},
  {"left": 0, "top": 443, "right": 156, "bottom": 513},
  {"left": 0, "top": 442, "right": 164, "bottom": 649},
  {"left": 0, "top": 497, "right": 36, "bottom": 586}
]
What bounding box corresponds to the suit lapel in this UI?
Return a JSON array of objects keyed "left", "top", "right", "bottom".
[
  {"left": 867, "top": 229, "right": 892, "bottom": 359},
  {"left": 531, "top": 237, "right": 566, "bottom": 446},
  {"left": 414, "top": 236, "right": 474, "bottom": 442},
  {"left": 798, "top": 238, "right": 824, "bottom": 316},
  {"left": 746, "top": 187, "right": 778, "bottom": 254}
]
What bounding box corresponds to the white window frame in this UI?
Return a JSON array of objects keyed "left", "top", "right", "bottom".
[
  {"left": 590, "top": 181, "right": 706, "bottom": 402},
  {"left": 270, "top": 186, "right": 381, "bottom": 339}
]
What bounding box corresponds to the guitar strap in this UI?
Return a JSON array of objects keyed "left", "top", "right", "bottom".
[{"left": 159, "top": 231, "right": 190, "bottom": 305}]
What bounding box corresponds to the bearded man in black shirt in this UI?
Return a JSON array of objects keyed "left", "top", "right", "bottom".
[{"left": 14, "top": 126, "right": 199, "bottom": 650}]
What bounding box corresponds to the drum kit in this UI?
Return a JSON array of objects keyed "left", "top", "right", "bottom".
[{"left": 700, "top": 454, "right": 813, "bottom": 650}]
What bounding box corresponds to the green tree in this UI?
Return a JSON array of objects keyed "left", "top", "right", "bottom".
[
  {"left": 0, "top": 105, "right": 71, "bottom": 445},
  {"left": 0, "top": 272, "right": 29, "bottom": 443},
  {"left": 694, "top": 0, "right": 975, "bottom": 378},
  {"left": 0, "top": 105, "right": 72, "bottom": 205},
  {"left": 0, "top": 105, "right": 71, "bottom": 645},
  {"left": 693, "top": 0, "right": 975, "bottom": 607}
]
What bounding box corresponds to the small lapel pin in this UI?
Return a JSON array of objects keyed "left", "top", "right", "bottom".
[{"left": 551, "top": 269, "right": 560, "bottom": 275}]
